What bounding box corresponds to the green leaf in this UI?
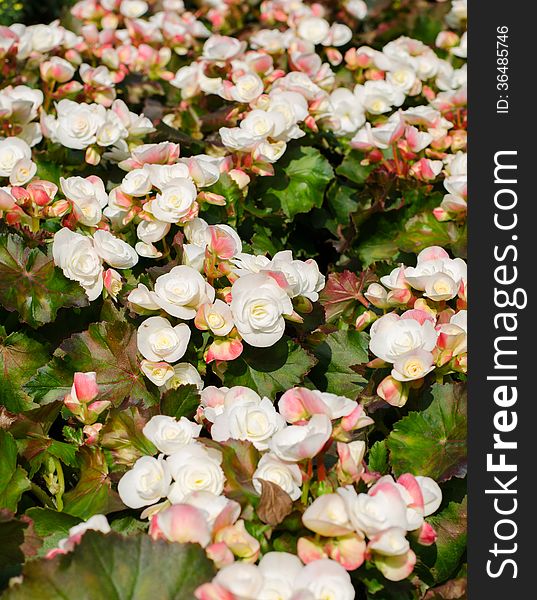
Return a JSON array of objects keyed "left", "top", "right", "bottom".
[
  {"left": 262, "top": 146, "right": 334, "bottom": 219},
  {"left": 336, "top": 151, "right": 374, "bottom": 184},
  {"left": 101, "top": 407, "right": 156, "bottom": 466},
  {"left": 0, "top": 513, "right": 28, "bottom": 588},
  {"left": 25, "top": 508, "right": 80, "bottom": 557},
  {"left": 0, "top": 431, "right": 31, "bottom": 512},
  {"left": 326, "top": 183, "right": 359, "bottom": 225},
  {"left": 25, "top": 320, "right": 156, "bottom": 407},
  {"left": 62, "top": 448, "right": 124, "bottom": 519},
  {"left": 368, "top": 440, "right": 389, "bottom": 475},
  {"left": 0, "top": 329, "right": 49, "bottom": 412},
  {"left": 161, "top": 384, "right": 201, "bottom": 420},
  {"left": 387, "top": 383, "right": 467, "bottom": 481},
  {"left": 397, "top": 212, "right": 454, "bottom": 255},
  {"left": 308, "top": 329, "right": 369, "bottom": 398},
  {"left": 418, "top": 498, "right": 468, "bottom": 584},
  {"left": 223, "top": 337, "right": 316, "bottom": 398},
  {"left": 3, "top": 531, "right": 215, "bottom": 600},
  {"left": 0, "top": 234, "right": 88, "bottom": 328}
]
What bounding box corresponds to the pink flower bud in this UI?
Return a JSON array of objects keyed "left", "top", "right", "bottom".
[
  {"left": 206, "top": 542, "right": 235, "bottom": 569},
  {"left": 377, "top": 376, "right": 409, "bottom": 407},
  {"left": 195, "top": 583, "right": 235, "bottom": 600},
  {"left": 326, "top": 534, "right": 366, "bottom": 570},
  {"left": 417, "top": 522, "right": 438, "bottom": 546},
  {"left": 85, "top": 146, "right": 101, "bottom": 166},
  {"left": 297, "top": 537, "right": 328, "bottom": 564},
  {"left": 355, "top": 310, "right": 377, "bottom": 332},
  {"left": 214, "top": 520, "right": 260, "bottom": 563},
  {"left": 152, "top": 504, "right": 212, "bottom": 548},
  {"left": 40, "top": 57, "right": 76, "bottom": 83},
  {"left": 205, "top": 338, "right": 243, "bottom": 363},
  {"left": 73, "top": 372, "right": 100, "bottom": 403},
  {"left": 103, "top": 269, "right": 123, "bottom": 299}
]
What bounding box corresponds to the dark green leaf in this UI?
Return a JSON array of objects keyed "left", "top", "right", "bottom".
[
  {"left": 387, "top": 383, "right": 467, "bottom": 481},
  {"left": 0, "top": 329, "right": 49, "bottom": 412},
  {"left": 0, "top": 431, "right": 31, "bottom": 512},
  {"left": 368, "top": 440, "right": 389, "bottom": 475},
  {"left": 223, "top": 337, "right": 316, "bottom": 398},
  {"left": 308, "top": 329, "right": 369, "bottom": 398},
  {"left": 3, "top": 531, "right": 215, "bottom": 600},
  {"left": 160, "top": 385, "right": 201, "bottom": 420}
]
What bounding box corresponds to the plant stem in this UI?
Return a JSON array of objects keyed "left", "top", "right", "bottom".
[{"left": 30, "top": 483, "right": 54, "bottom": 508}]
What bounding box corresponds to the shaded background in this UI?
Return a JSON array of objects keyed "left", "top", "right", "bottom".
[{"left": 0, "top": 0, "right": 70, "bottom": 25}]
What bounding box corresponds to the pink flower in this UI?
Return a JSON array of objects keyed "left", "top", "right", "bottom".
[{"left": 151, "top": 504, "right": 212, "bottom": 548}]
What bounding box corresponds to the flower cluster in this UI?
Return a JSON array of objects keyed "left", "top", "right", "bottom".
[{"left": 360, "top": 246, "right": 467, "bottom": 405}]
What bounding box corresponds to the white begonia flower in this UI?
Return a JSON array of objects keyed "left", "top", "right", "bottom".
[
  {"left": 137, "top": 219, "right": 170, "bottom": 244},
  {"left": 213, "top": 563, "right": 265, "bottom": 599},
  {"left": 345, "top": 0, "right": 368, "bottom": 19},
  {"left": 162, "top": 362, "right": 204, "bottom": 392},
  {"left": 294, "top": 559, "right": 355, "bottom": 600},
  {"left": 230, "top": 273, "right": 293, "bottom": 348},
  {"left": 415, "top": 476, "right": 443, "bottom": 516},
  {"left": 184, "top": 217, "right": 209, "bottom": 247},
  {"left": 337, "top": 479, "right": 409, "bottom": 537},
  {"left": 9, "top": 158, "right": 36, "bottom": 186},
  {"left": 258, "top": 552, "right": 304, "bottom": 599},
  {"left": 52, "top": 228, "right": 103, "bottom": 301},
  {"left": 326, "top": 88, "right": 366, "bottom": 136},
  {"left": 128, "top": 283, "right": 160, "bottom": 311},
  {"left": 302, "top": 493, "right": 355, "bottom": 537},
  {"left": 266, "top": 251, "right": 325, "bottom": 301},
  {"left": 149, "top": 177, "right": 197, "bottom": 223},
  {"left": 354, "top": 80, "right": 405, "bottom": 115},
  {"left": 369, "top": 313, "right": 438, "bottom": 364},
  {"left": 183, "top": 491, "right": 241, "bottom": 530},
  {"left": 140, "top": 360, "right": 175, "bottom": 387},
  {"left": 136, "top": 316, "right": 191, "bottom": 363},
  {"left": 121, "top": 168, "right": 153, "bottom": 197},
  {"left": 143, "top": 415, "right": 202, "bottom": 454},
  {"left": 202, "top": 35, "right": 244, "bottom": 62},
  {"left": 231, "top": 253, "right": 271, "bottom": 278},
  {"left": 60, "top": 175, "right": 108, "bottom": 227},
  {"left": 0, "top": 137, "right": 32, "bottom": 177},
  {"left": 297, "top": 16, "right": 331, "bottom": 45},
  {"left": 154, "top": 265, "right": 215, "bottom": 319},
  {"left": 368, "top": 527, "right": 410, "bottom": 557},
  {"left": 50, "top": 100, "right": 107, "bottom": 150},
  {"left": 120, "top": 0, "right": 149, "bottom": 18},
  {"left": 118, "top": 455, "right": 171, "bottom": 509},
  {"left": 167, "top": 443, "right": 225, "bottom": 503},
  {"left": 392, "top": 349, "right": 436, "bottom": 382},
  {"left": 182, "top": 244, "right": 206, "bottom": 271},
  {"left": 180, "top": 155, "right": 221, "bottom": 188},
  {"left": 253, "top": 453, "right": 303, "bottom": 501},
  {"left": 211, "top": 395, "right": 285, "bottom": 451},
  {"left": 196, "top": 299, "right": 234, "bottom": 337},
  {"left": 229, "top": 72, "right": 264, "bottom": 103},
  {"left": 93, "top": 230, "right": 138, "bottom": 269},
  {"left": 135, "top": 241, "right": 162, "bottom": 258},
  {"left": 145, "top": 163, "right": 190, "bottom": 190},
  {"left": 269, "top": 414, "right": 333, "bottom": 462}
]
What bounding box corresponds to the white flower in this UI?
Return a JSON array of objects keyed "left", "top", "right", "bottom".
[
  {"left": 253, "top": 453, "right": 302, "bottom": 501},
  {"left": 52, "top": 228, "right": 103, "bottom": 301},
  {"left": 297, "top": 17, "right": 331, "bottom": 45},
  {"left": 140, "top": 360, "right": 175, "bottom": 386},
  {"left": 120, "top": 0, "right": 149, "bottom": 18},
  {"left": 182, "top": 244, "right": 206, "bottom": 271},
  {"left": 137, "top": 316, "right": 191, "bottom": 363},
  {"left": 128, "top": 283, "right": 160, "bottom": 311},
  {"left": 60, "top": 175, "right": 108, "bottom": 227},
  {"left": 183, "top": 491, "right": 241, "bottom": 530},
  {"left": 294, "top": 559, "right": 355, "bottom": 600},
  {"left": 27, "top": 24, "right": 65, "bottom": 54},
  {"left": 232, "top": 253, "right": 271, "bottom": 277},
  {"left": 368, "top": 528, "right": 410, "bottom": 557},
  {"left": 9, "top": 158, "right": 36, "bottom": 186},
  {"left": 167, "top": 443, "right": 225, "bottom": 503},
  {"left": 369, "top": 313, "right": 438, "bottom": 363},
  {"left": 213, "top": 563, "right": 265, "bottom": 599},
  {"left": 162, "top": 362, "right": 204, "bottom": 392},
  {"left": 149, "top": 178, "right": 197, "bottom": 223},
  {"left": 93, "top": 230, "right": 138, "bottom": 269},
  {"left": 230, "top": 273, "right": 293, "bottom": 347},
  {"left": 118, "top": 455, "right": 171, "bottom": 509},
  {"left": 121, "top": 168, "right": 153, "bottom": 196},
  {"left": 145, "top": 163, "right": 190, "bottom": 190},
  {"left": 211, "top": 396, "right": 285, "bottom": 451},
  {"left": 184, "top": 217, "right": 209, "bottom": 247},
  {"left": 196, "top": 299, "right": 234, "bottom": 336},
  {"left": 202, "top": 35, "right": 244, "bottom": 62},
  {"left": 326, "top": 88, "right": 366, "bottom": 136},
  {"left": 50, "top": 100, "right": 106, "bottom": 150},
  {"left": 135, "top": 241, "right": 162, "bottom": 258},
  {"left": 302, "top": 493, "right": 354, "bottom": 537},
  {"left": 154, "top": 265, "right": 215, "bottom": 319},
  {"left": 345, "top": 0, "right": 368, "bottom": 19},
  {"left": 229, "top": 73, "right": 264, "bottom": 103},
  {"left": 337, "top": 478, "right": 409, "bottom": 537},
  {"left": 258, "top": 552, "right": 304, "bottom": 599},
  {"left": 269, "top": 415, "right": 332, "bottom": 462},
  {"left": 266, "top": 251, "right": 325, "bottom": 301},
  {"left": 416, "top": 476, "right": 443, "bottom": 516},
  {"left": 392, "top": 349, "right": 435, "bottom": 381},
  {"left": 0, "top": 137, "right": 32, "bottom": 177},
  {"left": 137, "top": 219, "right": 170, "bottom": 244},
  {"left": 143, "top": 415, "right": 202, "bottom": 454},
  {"left": 180, "top": 155, "right": 221, "bottom": 188},
  {"left": 355, "top": 80, "right": 405, "bottom": 115}
]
